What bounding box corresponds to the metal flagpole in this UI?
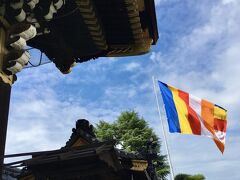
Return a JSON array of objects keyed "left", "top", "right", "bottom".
[{"left": 152, "top": 76, "right": 175, "bottom": 180}]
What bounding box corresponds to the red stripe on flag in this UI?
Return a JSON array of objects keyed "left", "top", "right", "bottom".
[
  {"left": 214, "top": 119, "right": 227, "bottom": 132},
  {"left": 178, "top": 90, "right": 201, "bottom": 135}
]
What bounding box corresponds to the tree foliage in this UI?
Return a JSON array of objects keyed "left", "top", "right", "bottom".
[
  {"left": 95, "top": 110, "right": 170, "bottom": 179},
  {"left": 175, "top": 174, "right": 205, "bottom": 180}
]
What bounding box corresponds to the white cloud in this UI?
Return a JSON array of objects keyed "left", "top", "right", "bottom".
[
  {"left": 154, "top": 0, "right": 166, "bottom": 6},
  {"left": 122, "top": 62, "right": 141, "bottom": 71},
  {"left": 5, "top": 64, "right": 121, "bottom": 160},
  {"left": 222, "top": 0, "right": 238, "bottom": 5},
  {"left": 105, "top": 86, "right": 137, "bottom": 99}
]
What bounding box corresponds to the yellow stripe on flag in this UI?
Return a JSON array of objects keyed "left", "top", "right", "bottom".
[
  {"left": 168, "top": 85, "right": 192, "bottom": 134},
  {"left": 214, "top": 106, "right": 227, "bottom": 120}
]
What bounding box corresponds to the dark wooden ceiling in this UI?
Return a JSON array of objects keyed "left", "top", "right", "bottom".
[{"left": 4, "top": 0, "right": 158, "bottom": 73}]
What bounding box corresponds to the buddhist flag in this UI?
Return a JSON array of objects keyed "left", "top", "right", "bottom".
[{"left": 158, "top": 81, "right": 227, "bottom": 153}]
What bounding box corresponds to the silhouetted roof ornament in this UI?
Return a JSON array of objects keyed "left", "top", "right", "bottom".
[{"left": 64, "top": 119, "right": 98, "bottom": 148}]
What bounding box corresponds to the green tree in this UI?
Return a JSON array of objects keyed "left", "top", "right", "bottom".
[
  {"left": 175, "top": 173, "right": 205, "bottom": 180},
  {"left": 95, "top": 110, "right": 170, "bottom": 179}
]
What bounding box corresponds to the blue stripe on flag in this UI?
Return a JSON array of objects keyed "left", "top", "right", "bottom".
[{"left": 158, "top": 81, "right": 181, "bottom": 133}]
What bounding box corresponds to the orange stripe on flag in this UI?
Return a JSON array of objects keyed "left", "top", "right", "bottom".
[
  {"left": 201, "top": 99, "right": 214, "bottom": 133},
  {"left": 214, "top": 139, "right": 225, "bottom": 154},
  {"left": 178, "top": 90, "right": 201, "bottom": 135}
]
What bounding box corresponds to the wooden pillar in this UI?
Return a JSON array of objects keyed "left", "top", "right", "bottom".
[
  {"left": 0, "top": 80, "right": 11, "bottom": 179},
  {"left": 0, "top": 19, "right": 12, "bottom": 180}
]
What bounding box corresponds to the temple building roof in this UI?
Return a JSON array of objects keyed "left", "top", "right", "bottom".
[{"left": 17, "top": 119, "right": 151, "bottom": 180}]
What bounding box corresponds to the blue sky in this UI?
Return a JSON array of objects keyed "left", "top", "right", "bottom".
[{"left": 4, "top": 0, "right": 240, "bottom": 179}]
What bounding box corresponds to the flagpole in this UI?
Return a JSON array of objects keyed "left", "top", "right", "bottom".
[{"left": 152, "top": 76, "right": 175, "bottom": 180}]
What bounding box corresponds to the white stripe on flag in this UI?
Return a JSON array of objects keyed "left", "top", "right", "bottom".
[{"left": 215, "top": 131, "right": 226, "bottom": 144}]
